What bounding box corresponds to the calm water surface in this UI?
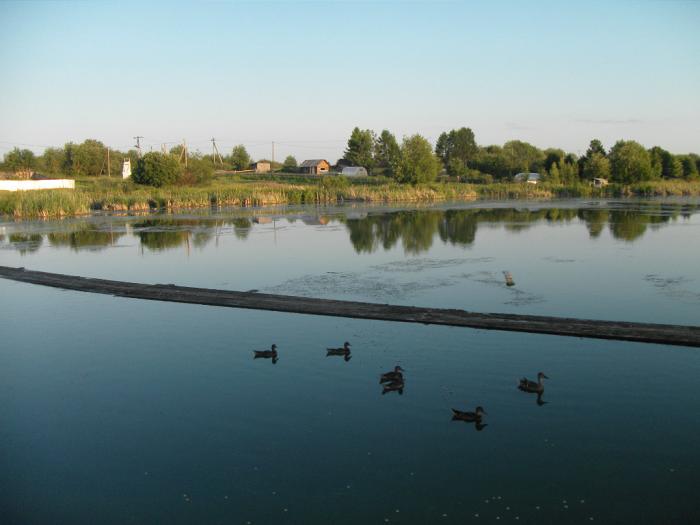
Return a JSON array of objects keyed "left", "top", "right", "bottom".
[{"left": 1, "top": 199, "right": 699, "bottom": 524}]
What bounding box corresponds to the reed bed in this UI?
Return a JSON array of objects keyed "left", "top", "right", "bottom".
[{"left": 2, "top": 178, "right": 699, "bottom": 219}]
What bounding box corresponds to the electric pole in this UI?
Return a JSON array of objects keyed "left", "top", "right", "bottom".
[
  {"left": 272, "top": 141, "right": 275, "bottom": 165},
  {"left": 133, "top": 136, "right": 144, "bottom": 157},
  {"left": 211, "top": 138, "right": 223, "bottom": 166},
  {"left": 107, "top": 148, "right": 111, "bottom": 177}
]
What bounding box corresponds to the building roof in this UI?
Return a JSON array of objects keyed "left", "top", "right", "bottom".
[
  {"left": 341, "top": 166, "right": 367, "bottom": 175},
  {"left": 300, "top": 159, "right": 328, "bottom": 167},
  {"left": 252, "top": 160, "right": 270, "bottom": 166},
  {"left": 514, "top": 172, "right": 540, "bottom": 180}
]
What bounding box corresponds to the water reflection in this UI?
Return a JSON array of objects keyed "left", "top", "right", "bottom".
[{"left": 2, "top": 202, "right": 698, "bottom": 255}]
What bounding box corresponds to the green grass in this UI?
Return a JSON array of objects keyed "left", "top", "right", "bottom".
[{"left": 2, "top": 176, "right": 700, "bottom": 219}]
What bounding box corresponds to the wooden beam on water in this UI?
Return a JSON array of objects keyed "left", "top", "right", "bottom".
[{"left": 1, "top": 265, "right": 699, "bottom": 348}]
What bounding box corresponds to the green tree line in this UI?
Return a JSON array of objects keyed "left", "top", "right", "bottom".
[{"left": 340, "top": 127, "right": 700, "bottom": 184}]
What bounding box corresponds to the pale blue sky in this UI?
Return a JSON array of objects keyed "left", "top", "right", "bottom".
[{"left": 1, "top": 0, "right": 698, "bottom": 162}]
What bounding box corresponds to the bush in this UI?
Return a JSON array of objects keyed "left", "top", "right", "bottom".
[
  {"left": 181, "top": 157, "right": 214, "bottom": 185},
  {"left": 132, "top": 153, "right": 182, "bottom": 187}
]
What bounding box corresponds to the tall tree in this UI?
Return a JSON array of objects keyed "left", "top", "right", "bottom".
[
  {"left": 395, "top": 134, "right": 440, "bottom": 184},
  {"left": 679, "top": 155, "right": 699, "bottom": 179},
  {"left": 502, "top": 140, "right": 544, "bottom": 174},
  {"left": 2, "top": 147, "right": 36, "bottom": 172},
  {"left": 38, "top": 147, "right": 66, "bottom": 175},
  {"left": 582, "top": 152, "right": 611, "bottom": 180},
  {"left": 435, "top": 127, "right": 478, "bottom": 174},
  {"left": 344, "top": 127, "right": 376, "bottom": 171},
  {"left": 374, "top": 129, "right": 401, "bottom": 175},
  {"left": 649, "top": 146, "right": 682, "bottom": 179},
  {"left": 608, "top": 140, "right": 653, "bottom": 183},
  {"left": 282, "top": 155, "right": 298, "bottom": 172},
  {"left": 230, "top": 145, "right": 251, "bottom": 171}
]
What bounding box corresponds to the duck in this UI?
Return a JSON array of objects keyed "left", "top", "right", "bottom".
[
  {"left": 326, "top": 341, "right": 351, "bottom": 356},
  {"left": 380, "top": 365, "right": 404, "bottom": 384},
  {"left": 253, "top": 344, "right": 278, "bottom": 359},
  {"left": 451, "top": 406, "right": 487, "bottom": 423},
  {"left": 518, "top": 372, "right": 548, "bottom": 393},
  {"left": 382, "top": 379, "right": 404, "bottom": 395}
]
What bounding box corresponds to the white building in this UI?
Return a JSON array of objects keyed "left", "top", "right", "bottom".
[
  {"left": 122, "top": 158, "right": 132, "bottom": 179},
  {"left": 514, "top": 172, "right": 540, "bottom": 184},
  {"left": 341, "top": 166, "right": 368, "bottom": 177}
]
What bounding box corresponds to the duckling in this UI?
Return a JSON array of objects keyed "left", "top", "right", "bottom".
[
  {"left": 451, "top": 406, "right": 487, "bottom": 423},
  {"left": 253, "top": 344, "right": 278, "bottom": 359},
  {"left": 326, "top": 341, "right": 351, "bottom": 356},
  {"left": 518, "top": 372, "right": 548, "bottom": 393},
  {"left": 381, "top": 379, "right": 404, "bottom": 395},
  {"left": 380, "top": 365, "right": 404, "bottom": 384}
]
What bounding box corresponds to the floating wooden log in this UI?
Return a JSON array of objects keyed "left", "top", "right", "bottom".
[{"left": 1, "top": 265, "right": 699, "bottom": 348}]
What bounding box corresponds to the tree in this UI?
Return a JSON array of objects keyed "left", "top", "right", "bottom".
[
  {"left": 66, "top": 139, "right": 107, "bottom": 177},
  {"left": 343, "top": 127, "right": 375, "bottom": 171},
  {"left": 374, "top": 129, "right": 401, "bottom": 175},
  {"left": 543, "top": 148, "right": 565, "bottom": 171},
  {"left": 608, "top": 140, "right": 653, "bottom": 183},
  {"left": 582, "top": 152, "right": 611, "bottom": 180},
  {"left": 472, "top": 145, "right": 510, "bottom": 180},
  {"left": 230, "top": 145, "right": 251, "bottom": 171},
  {"left": 435, "top": 127, "right": 478, "bottom": 174},
  {"left": 395, "top": 134, "right": 440, "bottom": 184},
  {"left": 679, "top": 155, "right": 699, "bottom": 179},
  {"left": 181, "top": 156, "right": 214, "bottom": 185},
  {"left": 282, "top": 155, "right": 298, "bottom": 172},
  {"left": 2, "top": 147, "right": 36, "bottom": 172},
  {"left": 547, "top": 162, "right": 561, "bottom": 184},
  {"left": 649, "top": 146, "right": 682, "bottom": 179},
  {"left": 38, "top": 147, "right": 66, "bottom": 175},
  {"left": 132, "top": 152, "right": 182, "bottom": 187},
  {"left": 502, "top": 140, "right": 544, "bottom": 174},
  {"left": 585, "top": 139, "right": 606, "bottom": 158}
]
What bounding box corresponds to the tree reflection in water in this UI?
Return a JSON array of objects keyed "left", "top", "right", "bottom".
[{"left": 3, "top": 203, "right": 698, "bottom": 255}]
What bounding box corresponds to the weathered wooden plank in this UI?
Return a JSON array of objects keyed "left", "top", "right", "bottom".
[{"left": 1, "top": 265, "right": 699, "bottom": 348}]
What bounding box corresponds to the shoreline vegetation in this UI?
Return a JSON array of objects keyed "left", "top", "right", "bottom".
[
  {"left": 2, "top": 176, "right": 700, "bottom": 219},
  {"left": 2, "top": 126, "right": 699, "bottom": 219}
]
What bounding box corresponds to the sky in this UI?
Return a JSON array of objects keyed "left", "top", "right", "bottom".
[{"left": 0, "top": 0, "right": 698, "bottom": 162}]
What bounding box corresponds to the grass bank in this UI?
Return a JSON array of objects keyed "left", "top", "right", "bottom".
[{"left": 1, "top": 177, "right": 700, "bottom": 219}]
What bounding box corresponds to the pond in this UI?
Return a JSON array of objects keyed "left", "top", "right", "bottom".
[{"left": 1, "top": 199, "right": 699, "bottom": 524}]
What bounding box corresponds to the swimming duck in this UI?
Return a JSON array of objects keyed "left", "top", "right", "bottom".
[
  {"left": 451, "top": 406, "right": 487, "bottom": 423},
  {"left": 253, "top": 344, "right": 278, "bottom": 359},
  {"left": 380, "top": 365, "right": 404, "bottom": 384},
  {"left": 518, "top": 372, "right": 548, "bottom": 393},
  {"left": 326, "top": 341, "right": 351, "bottom": 356},
  {"left": 382, "top": 379, "right": 404, "bottom": 395}
]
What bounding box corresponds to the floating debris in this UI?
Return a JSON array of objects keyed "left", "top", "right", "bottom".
[{"left": 503, "top": 271, "right": 515, "bottom": 286}]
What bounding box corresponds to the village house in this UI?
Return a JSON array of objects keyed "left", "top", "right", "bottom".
[
  {"left": 251, "top": 161, "right": 271, "bottom": 174},
  {"left": 592, "top": 177, "right": 609, "bottom": 188},
  {"left": 299, "top": 159, "right": 330, "bottom": 175}
]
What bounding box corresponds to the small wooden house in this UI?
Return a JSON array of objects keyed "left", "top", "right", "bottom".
[
  {"left": 251, "top": 161, "right": 271, "bottom": 174},
  {"left": 592, "top": 177, "right": 609, "bottom": 188},
  {"left": 300, "top": 159, "right": 330, "bottom": 175}
]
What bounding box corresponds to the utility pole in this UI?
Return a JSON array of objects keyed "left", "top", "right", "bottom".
[
  {"left": 272, "top": 141, "right": 275, "bottom": 165},
  {"left": 177, "top": 140, "right": 189, "bottom": 167},
  {"left": 161, "top": 144, "right": 167, "bottom": 155},
  {"left": 133, "top": 136, "right": 143, "bottom": 157},
  {"left": 211, "top": 137, "right": 223, "bottom": 166},
  {"left": 107, "top": 148, "right": 111, "bottom": 177}
]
